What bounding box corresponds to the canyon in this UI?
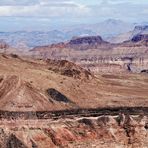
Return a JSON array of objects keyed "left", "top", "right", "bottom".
[
  {"left": 0, "top": 53, "right": 147, "bottom": 147},
  {"left": 0, "top": 0, "right": 148, "bottom": 146},
  {"left": 0, "top": 28, "right": 148, "bottom": 147},
  {"left": 30, "top": 34, "right": 148, "bottom": 74}
]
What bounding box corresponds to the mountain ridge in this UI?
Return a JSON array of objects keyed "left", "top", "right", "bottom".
[{"left": 0, "top": 19, "right": 135, "bottom": 48}]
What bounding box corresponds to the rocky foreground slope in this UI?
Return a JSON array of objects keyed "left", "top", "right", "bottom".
[
  {"left": 0, "top": 54, "right": 147, "bottom": 147},
  {"left": 0, "top": 110, "right": 148, "bottom": 148}
]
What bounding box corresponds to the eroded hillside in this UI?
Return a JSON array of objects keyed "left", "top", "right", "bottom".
[
  {"left": 0, "top": 54, "right": 148, "bottom": 147},
  {"left": 0, "top": 54, "right": 148, "bottom": 111}
]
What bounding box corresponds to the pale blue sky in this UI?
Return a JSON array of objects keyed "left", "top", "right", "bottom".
[{"left": 0, "top": 0, "right": 148, "bottom": 31}]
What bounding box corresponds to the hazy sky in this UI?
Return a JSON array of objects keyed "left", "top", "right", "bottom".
[{"left": 0, "top": 0, "right": 148, "bottom": 31}]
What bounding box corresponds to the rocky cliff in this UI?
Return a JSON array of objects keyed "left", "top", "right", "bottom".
[
  {"left": 0, "top": 109, "right": 147, "bottom": 148},
  {"left": 31, "top": 35, "right": 148, "bottom": 74},
  {"left": 67, "top": 36, "right": 109, "bottom": 50},
  {"left": 109, "top": 25, "right": 148, "bottom": 43}
]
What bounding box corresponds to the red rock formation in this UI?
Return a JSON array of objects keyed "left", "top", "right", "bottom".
[
  {"left": 0, "top": 114, "right": 147, "bottom": 147},
  {"left": 47, "top": 59, "right": 93, "bottom": 80}
]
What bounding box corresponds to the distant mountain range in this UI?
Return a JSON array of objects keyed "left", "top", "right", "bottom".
[
  {"left": 109, "top": 25, "right": 148, "bottom": 43},
  {"left": 0, "top": 19, "right": 136, "bottom": 49},
  {"left": 64, "top": 19, "right": 135, "bottom": 38}
]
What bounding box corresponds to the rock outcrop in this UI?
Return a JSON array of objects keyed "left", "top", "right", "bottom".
[
  {"left": 67, "top": 36, "right": 109, "bottom": 50},
  {"left": 109, "top": 25, "right": 148, "bottom": 43},
  {"left": 131, "top": 34, "right": 148, "bottom": 46},
  {"left": 0, "top": 112, "right": 147, "bottom": 148},
  {"left": 47, "top": 59, "right": 93, "bottom": 79}
]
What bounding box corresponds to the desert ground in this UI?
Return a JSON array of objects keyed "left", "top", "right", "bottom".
[{"left": 0, "top": 53, "right": 147, "bottom": 147}]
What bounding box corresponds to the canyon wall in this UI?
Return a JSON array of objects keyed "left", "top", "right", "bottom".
[
  {"left": 78, "top": 55, "right": 148, "bottom": 74},
  {"left": 30, "top": 35, "right": 148, "bottom": 74},
  {"left": 0, "top": 113, "right": 147, "bottom": 148}
]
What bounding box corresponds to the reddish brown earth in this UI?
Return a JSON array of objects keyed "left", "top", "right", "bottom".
[
  {"left": 0, "top": 53, "right": 147, "bottom": 147},
  {"left": 0, "top": 54, "right": 148, "bottom": 111},
  {"left": 0, "top": 112, "right": 147, "bottom": 148}
]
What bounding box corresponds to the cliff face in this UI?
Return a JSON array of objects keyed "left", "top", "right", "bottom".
[
  {"left": 67, "top": 36, "right": 109, "bottom": 50},
  {"left": 133, "top": 25, "right": 148, "bottom": 36},
  {"left": 32, "top": 35, "right": 109, "bottom": 52},
  {"left": 109, "top": 25, "right": 148, "bottom": 43},
  {"left": 79, "top": 55, "right": 148, "bottom": 74},
  {"left": 123, "top": 34, "right": 148, "bottom": 47},
  {"left": 30, "top": 35, "right": 148, "bottom": 74},
  {"left": 0, "top": 113, "right": 147, "bottom": 148}
]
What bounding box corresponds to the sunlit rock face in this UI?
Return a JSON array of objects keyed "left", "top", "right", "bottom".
[{"left": 0, "top": 114, "right": 147, "bottom": 148}]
